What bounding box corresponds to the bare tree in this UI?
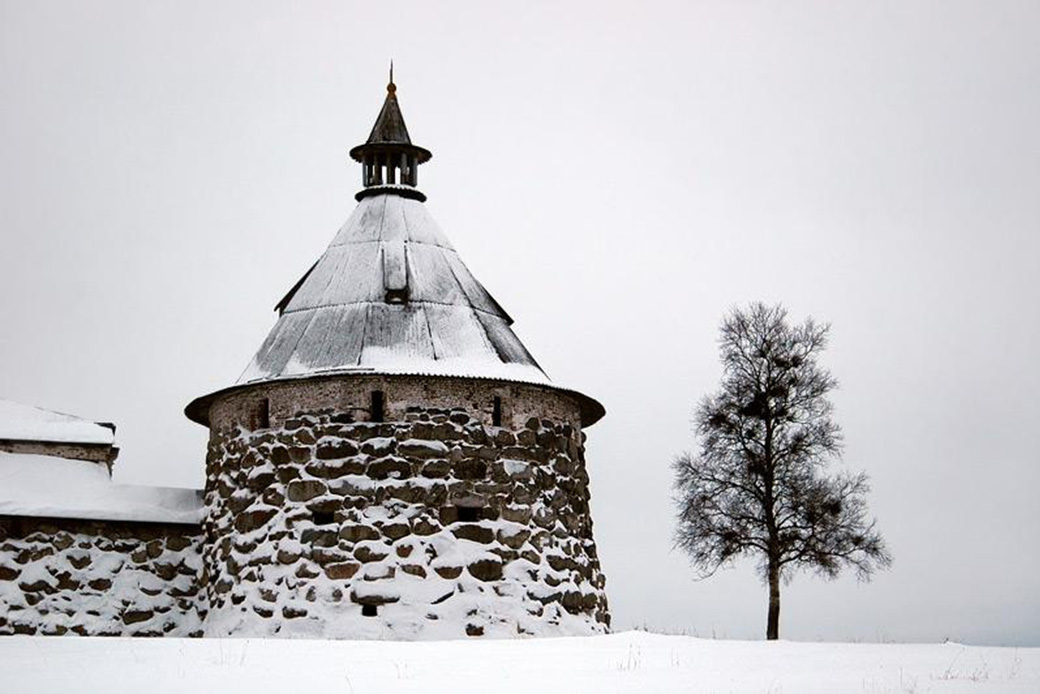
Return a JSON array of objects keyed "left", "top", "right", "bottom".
[{"left": 673, "top": 302, "right": 891, "bottom": 640}]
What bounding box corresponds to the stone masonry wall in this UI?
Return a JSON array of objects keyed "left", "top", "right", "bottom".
[
  {"left": 0, "top": 516, "right": 205, "bottom": 636},
  {"left": 202, "top": 404, "right": 609, "bottom": 639},
  {"left": 207, "top": 375, "right": 585, "bottom": 434}
]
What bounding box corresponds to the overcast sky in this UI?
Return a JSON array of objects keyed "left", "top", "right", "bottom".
[{"left": 1, "top": 1, "right": 1037, "bottom": 646}]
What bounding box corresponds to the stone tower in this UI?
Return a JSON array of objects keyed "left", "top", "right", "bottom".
[{"left": 185, "top": 74, "right": 610, "bottom": 639}]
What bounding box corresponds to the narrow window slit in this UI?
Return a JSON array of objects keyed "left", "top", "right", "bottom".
[
  {"left": 492, "top": 396, "right": 502, "bottom": 427},
  {"left": 362, "top": 604, "right": 378, "bottom": 617},
  {"left": 256, "top": 398, "right": 270, "bottom": 430},
  {"left": 371, "top": 390, "right": 384, "bottom": 423}
]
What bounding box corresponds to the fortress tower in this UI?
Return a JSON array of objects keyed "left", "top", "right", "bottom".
[{"left": 185, "top": 75, "right": 610, "bottom": 639}]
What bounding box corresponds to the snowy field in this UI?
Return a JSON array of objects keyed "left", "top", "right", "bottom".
[{"left": 1, "top": 631, "right": 1037, "bottom": 693}]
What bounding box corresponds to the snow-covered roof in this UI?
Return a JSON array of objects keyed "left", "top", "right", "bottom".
[
  {"left": 186, "top": 82, "right": 605, "bottom": 428},
  {"left": 0, "top": 399, "right": 116, "bottom": 445},
  {"left": 237, "top": 193, "right": 552, "bottom": 389},
  {"left": 0, "top": 452, "right": 203, "bottom": 525}
]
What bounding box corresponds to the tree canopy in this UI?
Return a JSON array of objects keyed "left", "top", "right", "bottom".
[{"left": 673, "top": 302, "right": 891, "bottom": 639}]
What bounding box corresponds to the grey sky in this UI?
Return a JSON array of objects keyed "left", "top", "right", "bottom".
[{"left": 1, "top": 1, "right": 1037, "bottom": 645}]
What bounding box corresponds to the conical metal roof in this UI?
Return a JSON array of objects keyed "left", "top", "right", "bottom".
[{"left": 237, "top": 193, "right": 549, "bottom": 386}]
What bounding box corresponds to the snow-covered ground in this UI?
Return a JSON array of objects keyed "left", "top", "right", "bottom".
[{"left": 1, "top": 631, "right": 1036, "bottom": 693}]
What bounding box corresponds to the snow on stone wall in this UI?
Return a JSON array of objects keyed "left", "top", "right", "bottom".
[
  {"left": 0, "top": 516, "right": 205, "bottom": 636},
  {"left": 202, "top": 406, "right": 609, "bottom": 639}
]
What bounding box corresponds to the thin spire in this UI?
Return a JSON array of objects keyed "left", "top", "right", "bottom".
[{"left": 388, "top": 60, "right": 395, "bottom": 93}]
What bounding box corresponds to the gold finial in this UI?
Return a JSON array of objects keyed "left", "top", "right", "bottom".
[{"left": 388, "top": 60, "right": 396, "bottom": 93}]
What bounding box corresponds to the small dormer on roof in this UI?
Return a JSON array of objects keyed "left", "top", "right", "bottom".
[{"left": 348, "top": 66, "right": 432, "bottom": 203}]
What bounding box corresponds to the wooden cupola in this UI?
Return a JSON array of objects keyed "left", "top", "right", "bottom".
[{"left": 348, "top": 66, "right": 432, "bottom": 202}]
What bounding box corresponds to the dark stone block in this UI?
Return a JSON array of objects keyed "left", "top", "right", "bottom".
[
  {"left": 325, "top": 561, "right": 360, "bottom": 579},
  {"left": 339, "top": 525, "right": 380, "bottom": 543},
  {"left": 247, "top": 469, "right": 276, "bottom": 490},
  {"left": 306, "top": 497, "right": 341, "bottom": 514},
  {"left": 380, "top": 523, "right": 410, "bottom": 541},
  {"left": 562, "top": 591, "right": 585, "bottom": 614},
  {"left": 122, "top": 609, "right": 154, "bottom": 625},
  {"left": 498, "top": 529, "right": 531, "bottom": 549},
  {"left": 412, "top": 519, "right": 440, "bottom": 536},
  {"left": 19, "top": 579, "right": 57, "bottom": 593},
  {"left": 451, "top": 524, "right": 494, "bottom": 544},
  {"left": 146, "top": 540, "right": 164, "bottom": 559},
  {"left": 234, "top": 508, "right": 278, "bottom": 533},
  {"left": 367, "top": 458, "right": 412, "bottom": 480},
  {"left": 301, "top": 529, "right": 338, "bottom": 547},
  {"left": 316, "top": 441, "right": 360, "bottom": 459},
  {"left": 397, "top": 440, "right": 449, "bottom": 460},
  {"left": 386, "top": 484, "right": 428, "bottom": 503},
  {"left": 354, "top": 545, "right": 389, "bottom": 563},
  {"left": 361, "top": 438, "right": 397, "bottom": 456},
  {"left": 296, "top": 563, "right": 320, "bottom": 579},
  {"left": 262, "top": 487, "right": 286, "bottom": 506},
  {"left": 453, "top": 458, "right": 488, "bottom": 480},
  {"left": 287, "top": 480, "right": 327, "bottom": 502},
  {"left": 421, "top": 460, "right": 450, "bottom": 478},
  {"left": 467, "top": 427, "right": 487, "bottom": 445},
  {"left": 154, "top": 562, "right": 179, "bottom": 581},
  {"left": 467, "top": 559, "right": 503, "bottom": 582},
  {"left": 434, "top": 565, "right": 462, "bottom": 579},
  {"left": 282, "top": 606, "right": 308, "bottom": 619},
  {"left": 311, "top": 548, "right": 349, "bottom": 565},
  {"left": 288, "top": 446, "right": 312, "bottom": 463},
  {"left": 275, "top": 466, "right": 301, "bottom": 484},
  {"left": 401, "top": 564, "right": 426, "bottom": 577},
  {"left": 277, "top": 548, "right": 302, "bottom": 564},
  {"left": 438, "top": 506, "right": 459, "bottom": 525}
]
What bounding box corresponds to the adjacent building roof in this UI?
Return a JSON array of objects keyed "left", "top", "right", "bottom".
[
  {"left": 0, "top": 452, "right": 202, "bottom": 525},
  {"left": 0, "top": 399, "right": 115, "bottom": 445}
]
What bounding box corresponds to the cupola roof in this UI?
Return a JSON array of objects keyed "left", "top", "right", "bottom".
[{"left": 348, "top": 68, "right": 430, "bottom": 162}]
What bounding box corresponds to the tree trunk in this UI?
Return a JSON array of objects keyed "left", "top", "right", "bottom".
[{"left": 766, "top": 561, "right": 781, "bottom": 640}]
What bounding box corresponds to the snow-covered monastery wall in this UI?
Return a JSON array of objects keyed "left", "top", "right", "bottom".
[
  {"left": 202, "top": 401, "right": 609, "bottom": 639},
  {"left": 0, "top": 515, "right": 205, "bottom": 636}
]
